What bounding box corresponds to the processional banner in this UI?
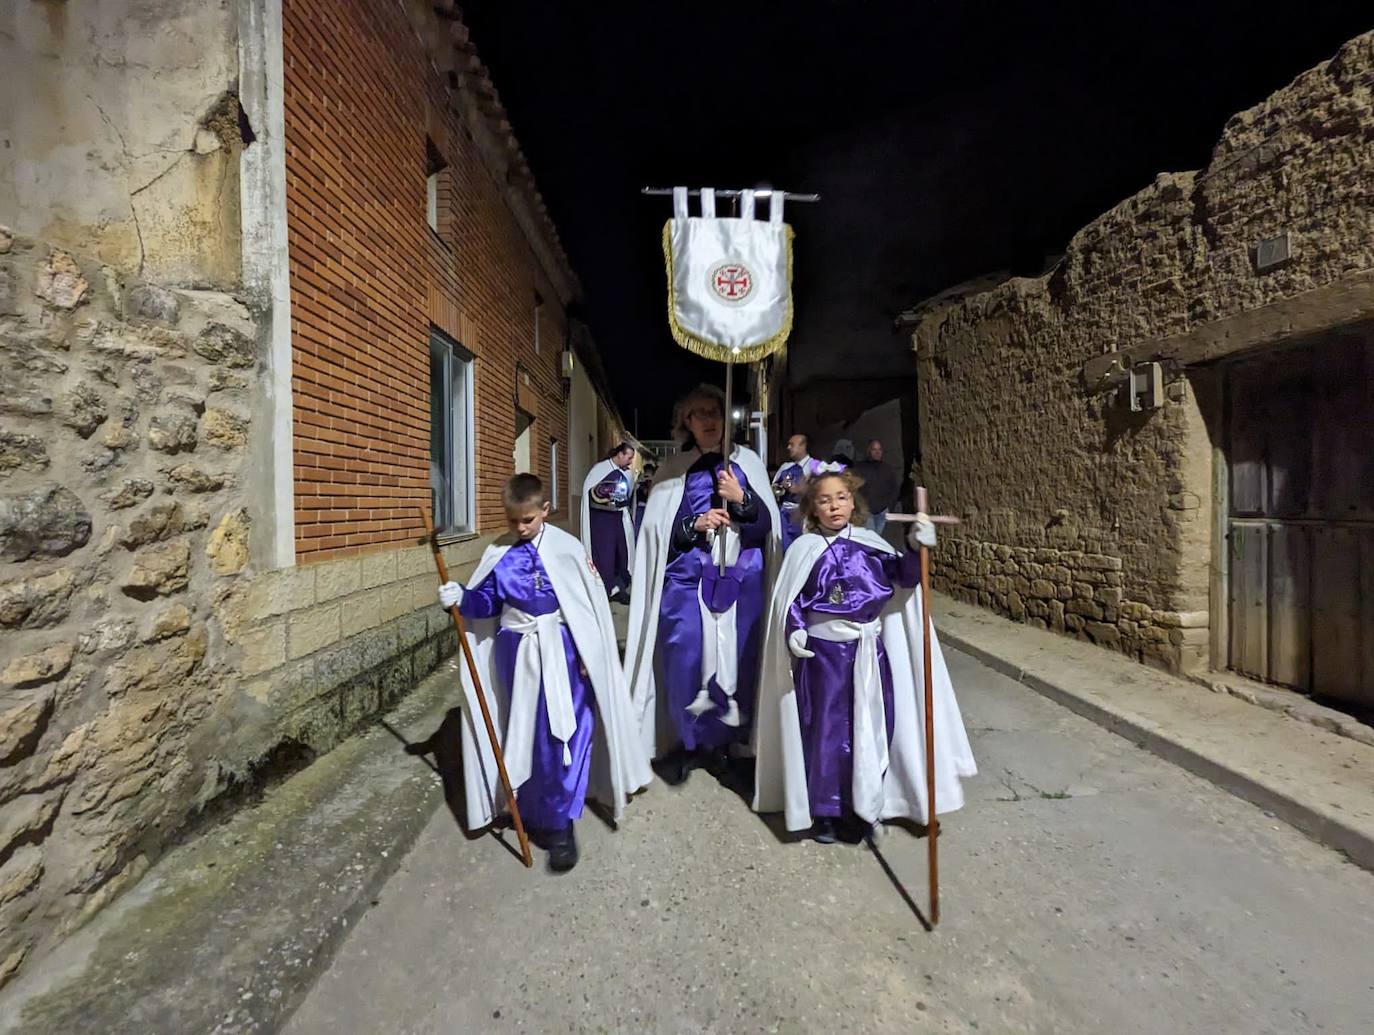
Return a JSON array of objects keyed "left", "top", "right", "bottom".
[{"left": 663, "top": 186, "right": 793, "bottom": 363}]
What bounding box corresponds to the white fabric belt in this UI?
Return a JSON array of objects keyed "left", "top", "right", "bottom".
[
  {"left": 807, "top": 617, "right": 888, "bottom": 822},
  {"left": 499, "top": 606, "right": 575, "bottom": 787},
  {"left": 687, "top": 526, "right": 743, "bottom": 727}
]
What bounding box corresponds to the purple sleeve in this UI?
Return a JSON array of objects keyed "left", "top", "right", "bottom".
[
  {"left": 459, "top": 569, "right": 502, "bottom": 619},
  {"left": 734, "top": 468, "right": 772, "bottom": 549},
  {"left": 788, "top": 554, "right": 826, "bottom": 633},
  {"left": 670, "top": 492, "right": 701, "bottom": 555},
  {"left": 882, "top": 548, "right": 922, "bottom": 589}
]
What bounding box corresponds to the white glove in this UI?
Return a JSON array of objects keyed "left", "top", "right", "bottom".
[
  {"left": 787, "top": 628, "right": 815, "bottom": 660},
  {"left": 438, "top": 581, "right": 464, "bottom": 609},
  {"left": 908, "top": 512, "right": 937, "bottom": 549}
]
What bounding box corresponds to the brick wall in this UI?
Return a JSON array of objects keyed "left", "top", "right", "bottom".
[
  {"left": 283, "top": 0, "right": 570, "bottom": 563},
  {"left": 907, "top": 32, "right": 1374, "bottom": 672}
]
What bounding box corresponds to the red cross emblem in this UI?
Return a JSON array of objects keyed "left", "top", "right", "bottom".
[{"left": 708, "top": 261, "right": 754, "bottom": 304}]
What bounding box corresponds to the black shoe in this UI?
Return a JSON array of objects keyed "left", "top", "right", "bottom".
[
  {"left": 610, "top": 588, "right": 632, "bottom": 606},
  {"left": 702, "top": 747, "right": 731, "bottom": 778},
  {"left": 811, "top": 817, "right": 838, "bottom": 844},
  {"left": 657, "top": 747, "right": 694, "bottom": 786},
  {"left": 840, "top": 815, "right": 877, "bottom": 843},
  {"left": 548, "top": 824, "right": 579, "bottom": 872}
]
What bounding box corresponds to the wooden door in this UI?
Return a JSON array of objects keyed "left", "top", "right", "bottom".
[{"left": 1226, "top": 336, "right": 1374, "bottom": 705}]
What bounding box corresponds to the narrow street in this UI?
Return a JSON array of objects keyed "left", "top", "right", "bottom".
[{"left": 284, "top": 648, "right": 1374, "bottom": 1035}]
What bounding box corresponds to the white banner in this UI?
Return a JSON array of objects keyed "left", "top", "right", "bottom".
[{"left": 663, "top": 186, "right": 793, "bottom": 363}]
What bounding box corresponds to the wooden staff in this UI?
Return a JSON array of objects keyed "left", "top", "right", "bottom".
[
  {"left": 420, "top": 509, "right": 533, "bottom": 869},
  {"left": 913, "top": 487, "right": 960, "bottom": 926}
]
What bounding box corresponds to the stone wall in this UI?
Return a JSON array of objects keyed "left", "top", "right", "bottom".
[
  {"left": 907, "top": 32, "right": 1374, "bottom": 672},
  {"left": 0, "top": 231, "right": 486, "bottom": 988},
  {"left": 0, "top": 1, "right": 246, "bottom": 288}
]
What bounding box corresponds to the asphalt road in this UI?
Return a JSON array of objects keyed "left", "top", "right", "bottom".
[{"left": 284, "top": 647, "right": 1374, "bottom": 1034}]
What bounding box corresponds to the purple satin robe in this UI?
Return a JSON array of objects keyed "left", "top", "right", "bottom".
[
  {"left": 589, "top": 469, "right": 632, "bottom": 595},
  {"left": 658, "top": 453, "right": 772, "bottom": 751},
  {"left": 785, "top": 532, "right": 920, "bottom": 819},
  {"left": 461, "top": 541, "right": 596, "bottom": 830},
  {"left": 773, "top": 458, "right": 821, "bottom": 551}
]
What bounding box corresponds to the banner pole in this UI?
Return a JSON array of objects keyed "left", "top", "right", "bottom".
[{"left": 720, "top": 354, "right": 734, "bottom": 576}]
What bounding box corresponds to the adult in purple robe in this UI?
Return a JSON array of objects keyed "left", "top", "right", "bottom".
[
  {"left": 771, "top": 433, "right": 824, "bottom": 550},
  {"left": 580, "top": 443, "right": 637, "bottom": 602},
  {"left": 623, "top": 385, "right": 782, "bottom": 783}
]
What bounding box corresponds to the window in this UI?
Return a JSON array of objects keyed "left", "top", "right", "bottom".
[
  {"left": 550, "top": 439, "right": 559, "bottom": 511},
  {"left": 513, "top": 412, "right": 533, "bottom": 474},
  {"left": 533, "top": 292, "right": 544, "bottom": 354},
  {"left": 425, "top": 138, "right": 446, "bottom": 234},
  {"left": 429, "top": 329, "right": 474, "bottom": 534}
]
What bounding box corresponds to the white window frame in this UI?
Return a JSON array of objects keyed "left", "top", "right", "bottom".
[
  {"left": 533, "top": 297, "right": 543, "bottom": 354},
  {"left": 426, "top": 173, "right": 439, "bottom": 232},
  {"left": 429, "top": 329, "right": 475, "bottom": 536},
  {"left": 550, "top": 439, "right": 559, "bottom": 510}
]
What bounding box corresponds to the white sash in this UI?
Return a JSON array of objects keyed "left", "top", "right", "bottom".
[
  {"left": 686, "top": 526, "right": 744, "bottom": 727},
  {"left": 807, "top": 617, "right": 888, "bottom": 822},
  {"left": 500, "top": 606, "right": 575, "bottom": 787}
]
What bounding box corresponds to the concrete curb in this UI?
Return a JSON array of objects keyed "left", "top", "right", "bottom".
[
  {"left": 0, "top": 664, "right": 464, "bottom": 1035},
  {"left": 936, "top": 623, "right": 1374, "bottom": 874}
]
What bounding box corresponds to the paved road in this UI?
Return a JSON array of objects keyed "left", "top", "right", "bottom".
[{"left": 284, "top": 648, "right": 1374, "bottom": 1034}]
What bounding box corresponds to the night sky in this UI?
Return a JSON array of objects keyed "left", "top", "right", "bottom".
[{"left": 461, "top": 2, "right": 1371, "bottom": 436}]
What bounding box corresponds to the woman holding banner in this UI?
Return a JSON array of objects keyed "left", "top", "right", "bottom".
[{"left": 622, "top": 384, "right": 781, "bottom": 784}]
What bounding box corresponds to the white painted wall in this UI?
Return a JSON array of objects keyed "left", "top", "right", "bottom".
[{"left": 567, "top": 363, "right": 599, "bottom": 535}]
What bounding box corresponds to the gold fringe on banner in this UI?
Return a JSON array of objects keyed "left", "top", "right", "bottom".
[{"left": 661, "top": 221, "right": 794, "bottom": 365}]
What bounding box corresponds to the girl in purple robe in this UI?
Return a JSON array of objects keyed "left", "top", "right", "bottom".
[{"left": 752, "top": 471, "right": 976, "bottom": 843}]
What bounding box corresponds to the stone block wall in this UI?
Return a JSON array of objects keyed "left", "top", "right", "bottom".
[
  {"left": 910, "top": 32, "right": 1374, "bottom": 672},
  {"left": 0, "top": 231, "right": 487, "bottom": 988},
  {"left": 212, "top": 537, "right": 487, "bottom": 763},
  {"left": 935, "top": 541, "right": 1209, "bottom": 670}
]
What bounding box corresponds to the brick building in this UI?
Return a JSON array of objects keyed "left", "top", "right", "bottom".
[
  {"left": 901, "top": 33, "right": 1374, "bottom": 705},
  {"left": 0, "top": 0, "right": 621, "bottom": 987},
  {"left": 282, "top": 0, "right": 610, "bottom": 560}
]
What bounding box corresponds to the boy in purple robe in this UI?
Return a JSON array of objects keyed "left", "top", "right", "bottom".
[
  {"left": 752, "top": 471, "right": 977, "bottom": 843},
  {"left": 438, "top": 474, "right": 651, "bottom": 871}
]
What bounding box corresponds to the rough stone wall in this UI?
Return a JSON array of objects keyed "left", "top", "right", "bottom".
[
  {"left": 0, "top": 232, "right": 263, "bottom": 985},
  {"left": 909, "top": 32, "right": 1374, "bottom": 671},
  {"left": 0, "top": 1, "right": 246, "bottom": 289},
  {"left": 0, "top": 229, "right": 490, "bottom": 987}
]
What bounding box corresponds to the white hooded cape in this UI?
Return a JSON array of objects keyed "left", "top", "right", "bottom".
[
  {"left": 456, "top": 524, "right": 652, "bottom": 829},
  {"left": 751, "top": 527, "right": 977, "bottom": 831},
  {"left": 580, "top": 459, "right": 636, "bottom": 581},
  {"left": 622, "top": 443, "right": 783, "bottom": 759}
]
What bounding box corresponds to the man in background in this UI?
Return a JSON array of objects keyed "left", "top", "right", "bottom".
[
  {"left": 771, "top": 433, "right": 824, "bottom": 549},
  {"left": 849, "top": 438, "right": 898, "bottom": 534}
]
